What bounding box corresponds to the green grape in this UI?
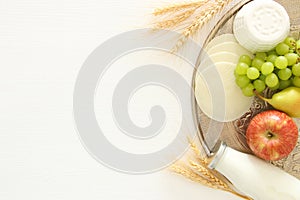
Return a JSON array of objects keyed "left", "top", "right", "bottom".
[
  {"left": 276, "top": 43, "right": 290, "bottom": 55},
  {"left": 285, "top": 53, "right": 299, "bottom": 66},
  {"left": 267, "top": 49, "right": 278, "bottom": 56},
  {"left": 279, "top": 79, "right": 292, "bottom": 90},
  {"left": 247, "top": 67, "right": 260, "bottom": 80},
  {"left": 239, "top": 55, "right": 252, "bottom": 66},
  {"left": 293, "top": 76, "right": 300, "bottom": 87},
  {"left": 265, "top": 73, "right": 279, "bottom": 87},
  {"left": 242, "top": 83, "right": 255, "bottom": 97},
  {"left": 275, "top": 56, "right": 288, "bottom": 69},
  {"left": 273, "top": 68, "right": 280, "bottom": 74},
  {"left": 292, "top": 63, "right": 300, "bottom": 76},
  {"left": 251, "top": 58, "right": 264, "bottom": 71},
  {"left": 235, "top": 75, "right": 250, "bottom": 88},
  {"left": 235, "top": 62, "right": 249, "bottom": 75},
  {"left": 256, "top": 52, "right": 267, "bottom": 61},
  {"left": 284, "top": 36, "right": 296, "bottom": 49},
  {"left": 266, "top": 54, "right": 278, "bottom": 64},
  {"left": 259, "top": 74, "right": 266, "bottom": 82},
  {"left": 261, "top": 62, "right": 274, "bottom": 75},
  {"left": 296, "top": 40, "right": 300, "bottom": 55},
  {"left": 269, "top": 82, "right": 280, "bottom": 91},
  {"left": 234, "top": 70, "right": 238, "bottom": 78},
  {"left": 253, "top": 79, "right": 266, "bottom": 93},
  {"left": 277, "top": 68, "right": 292, "bottom": 80}
]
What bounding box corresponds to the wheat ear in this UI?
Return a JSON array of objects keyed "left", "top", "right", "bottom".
[
  {"left": 153, "top": 0, "right": 233, "bottom": 51},
  {"left": 170, "top": 164, "right": 224, "bottom": 189},
  {"left": 188, "top": 138, "right": 209, "bottom": 166},
  {"left": 154, "top": 8, "right": 197, "bottom": 29},
  {"left": 170, "top": 163, "right": 253, "bottom": 200},
  {"left": 170, "top": 140, "right": 253, "bottom": 199},
  {"left": 189, "top": 160, "right": 229, "bottom": 190},
  {"left": 173, "top": 0, "right": 233, "bottom": 51},
  {"left": 153, "top": 0, "right": 209, "bottom": 16}
]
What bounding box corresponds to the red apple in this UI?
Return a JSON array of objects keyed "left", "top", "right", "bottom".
[{"left": 246, "top": 110, "right": 298, "bottom": 161}]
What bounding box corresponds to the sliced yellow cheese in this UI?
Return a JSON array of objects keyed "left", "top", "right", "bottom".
[
  {"left": 205, "top": 34, "right": 237, "bottom": 51},
  {"left": 207, "top": 41, "right": 253, "bottom": 57},
  {"left": 199, "top": 52, "right": 239, "bottom": 71},
  {"left": 195, "top": 61, "right": 253, "bottom": 122}
]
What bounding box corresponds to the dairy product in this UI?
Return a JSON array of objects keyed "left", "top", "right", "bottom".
[{"left": 233, "top": 0, "right": 290, "bottom": 53}]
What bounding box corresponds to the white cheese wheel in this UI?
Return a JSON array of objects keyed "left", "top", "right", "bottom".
[{"left": 233, "top": 0, "right": 290, "bottom": 53}]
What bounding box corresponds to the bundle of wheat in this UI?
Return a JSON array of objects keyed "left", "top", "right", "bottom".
[{"left": 152, "top": 0, "right": 233, "bottom": 51}]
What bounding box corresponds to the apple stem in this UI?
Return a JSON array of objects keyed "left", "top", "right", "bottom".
[{"left": 267, "top": 132, "right": 274, "bottom": 139}]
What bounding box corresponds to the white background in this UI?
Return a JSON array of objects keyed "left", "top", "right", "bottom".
[{"left": 0, "top": 0, "right": 241, "bottom": 199}]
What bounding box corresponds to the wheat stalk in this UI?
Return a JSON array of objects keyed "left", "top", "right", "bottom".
[
  {"left": 152, "top": 0, "right": 233, "bottom": 51},
  {"left": 189, "top": 160, "right": 229, "bottom": 189},
  {"left": 170, "top": 164, "right": 222, "bottom": 189},
  {"left": 174, "top": 0, "right": 233, "bottom": 51},
  {"left": 153, "top": 0, "right": 209, "bottom": 16},
  {"left": 170, "top": 163, "right": 253, "bottom": 200},
  {"left": 169, "top": 141, "right": 253, "bottom": 200},
  {"left": 154, "top": 8, "right": 197, "bottom": 29},
  {"left": 188, "top": 138, "right": 209, "bottom": 166}
]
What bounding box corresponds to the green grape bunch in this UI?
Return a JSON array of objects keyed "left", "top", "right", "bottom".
[{"left": 235, "top": 36, "right": 300, "bottom": 97}]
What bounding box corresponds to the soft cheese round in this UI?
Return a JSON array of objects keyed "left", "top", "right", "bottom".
[{"left": 233, "top": 0, "right": 290, "bottom": 53}]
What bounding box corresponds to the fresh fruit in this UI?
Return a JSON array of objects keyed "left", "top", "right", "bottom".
[
  {"left": 265, "top": 73, "right": 279, "bottom": 88},
  {"left": 284, "top": 36, "right": 296, "bottom": 49},
  {"left": 247, "top": 67, "right": 260, "bottom": 80},
  {"left": 235, "top": 36, "right": 300, "bottom": 96},
  {"left": 292, "top": 63, "right": 300, "bottom": 76},
  {"left": 253, "top": 79, "right": 266, "bottom": 93},
  {"left": 279, "top": 80, "right": 291, "bottom": 90},
  {"left": 275, "top": 56, "right": 288, "bottom": 69},
  {"left": 246, "top": 110, "right": 298, "bottom": 161},
  {"left": 285, "top": 53, "right": 298, "bottom": 66},
  {"left": 235, "top": 75, "right": 250, "bottom": 88},
  {"left": 252, "top": 57, "right": 264, "bottom": 70},
  {"left": 276, "top": 43, "right": 290, "bottom": 55},
  {"left": 261, "top": 62, "right": 274, "bottom": 75},
  {"left": 266, "top": 54, "right": 277, "bottom": 64},
  {"left": 242, "top": 83, "right": 255, "bottom": 97},
  {"left": 236, "top": 62, "right": 249, "bottom": 75},
  {"left": 296, "top": 39, "right": 300, "bottom": 55},
  {"left": 267, "top": 50, "right": 277, "bottom": 56},
  {"left": 255, "top": 87, "right": 300, "bottom": 118},
  {"left": 278, "top": 68, "right": 292, "bottom": 80},
  {"left": 239, "top": 55, "right": 252, "bottom": 66},
  {"left": 293, "top": 77, "right": 300, "bottom": 87},
  {"left": 256, "top": 52, "right": 267, "bottom": 60}
]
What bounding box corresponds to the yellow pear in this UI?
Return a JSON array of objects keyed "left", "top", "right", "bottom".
[{"left": 256, "top": 87, "right": 300, "bottom": 118}]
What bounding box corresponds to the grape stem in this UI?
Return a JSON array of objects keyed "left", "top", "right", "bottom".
[{"left": 254, "top": 90, "right": 269, "bottom": 102}]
